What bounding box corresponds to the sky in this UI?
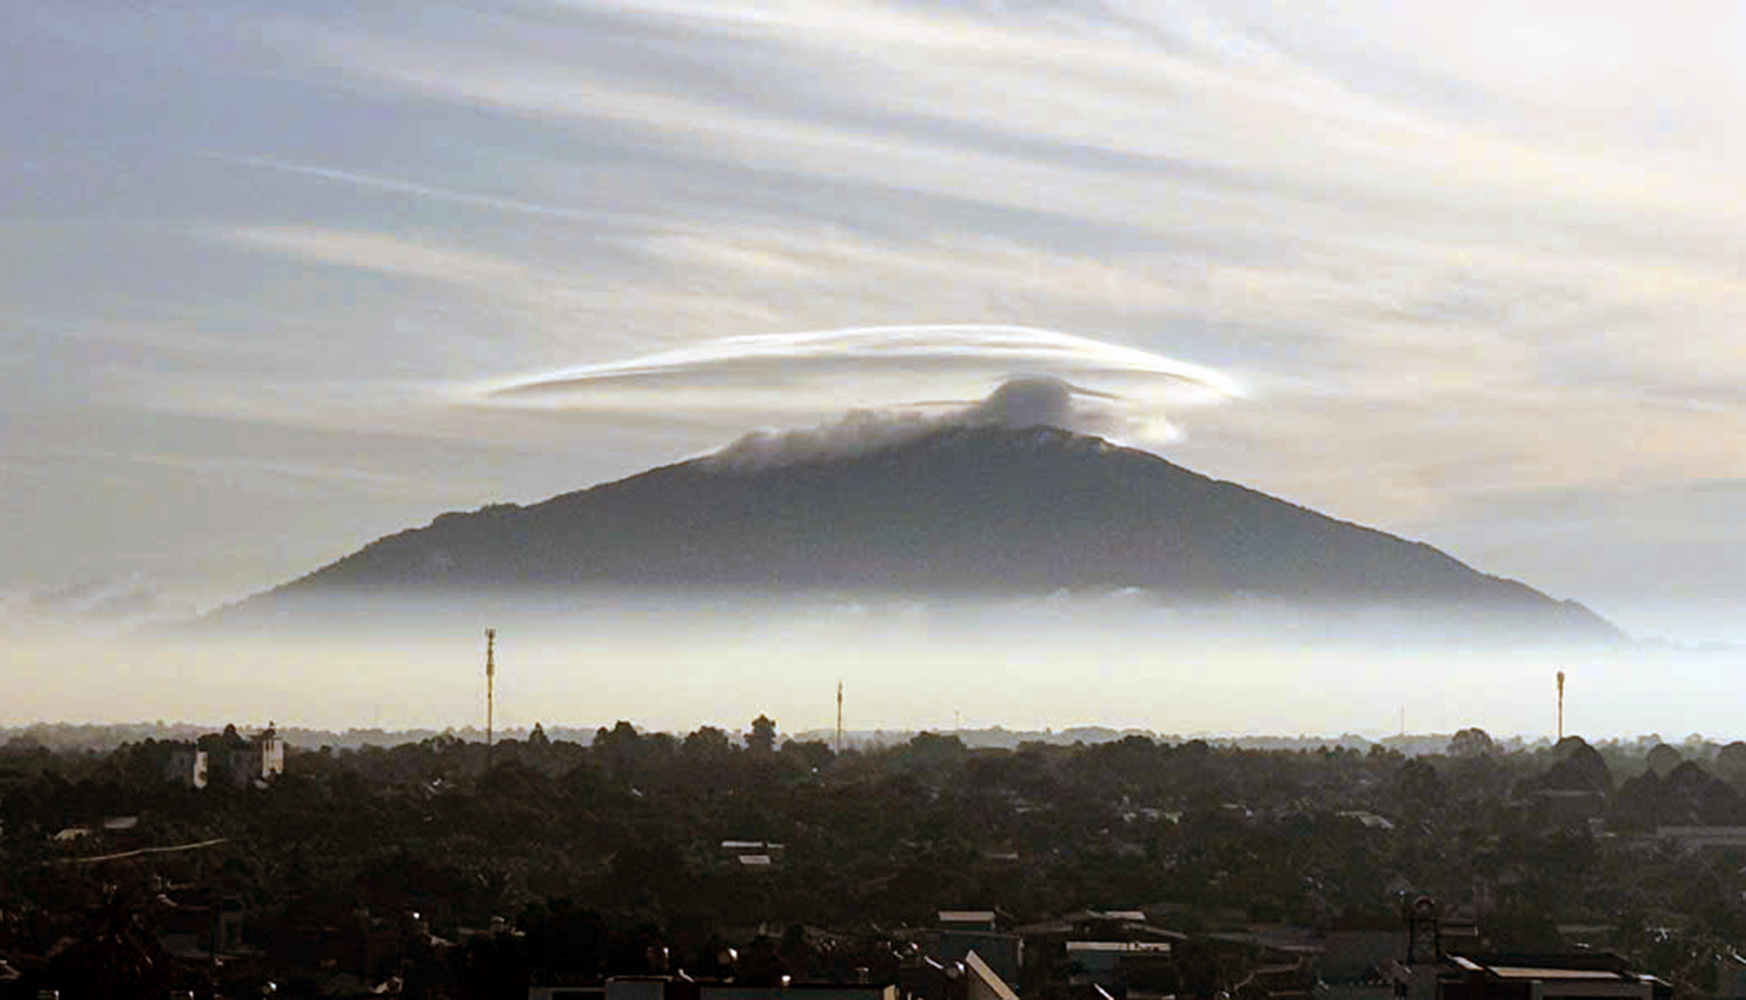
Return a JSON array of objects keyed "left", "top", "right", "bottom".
[{"left": 6, "top": 1, "right": 1746, "bottom": 728}]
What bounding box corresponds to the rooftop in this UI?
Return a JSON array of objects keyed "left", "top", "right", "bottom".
[{"left": 1488, "top": 967, "right": 1627, "bottom": 981}]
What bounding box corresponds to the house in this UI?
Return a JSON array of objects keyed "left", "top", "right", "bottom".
[
  {"left": 1434, "top": 954, "right": 1669, "bottom": 1000},
  {"left": 1386, "top": 951, "right": 1668, "bottom": 1000},
  {"left": 933, "top": 911, "right": 1022, "bottom": 986},
  {"left": 1064, "top": 940, "right": 1174, "bottom": 992},
  {"left": 940, "top": 911, "right": 999, "bottom": 931},
  {"left": 721, "top": 840, "right": 787, "bottom": 858},
  {"left": 964, "top": 950, "right": 1021, "bottom": 1000},
  {"left": 722, "top": 840, "right": 786, "bottom": 871},
  {"left": 1019, "top": 908, "right": 1188, "bottom": 997}
]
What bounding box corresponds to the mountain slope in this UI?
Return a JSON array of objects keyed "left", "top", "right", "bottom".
[{"left": 238, "top": 425, "right": 1617, "bottom": 640}]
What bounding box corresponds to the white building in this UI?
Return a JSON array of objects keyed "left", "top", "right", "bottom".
[{"left": 166, "top": 747, "right": 209, "bottom": 789}]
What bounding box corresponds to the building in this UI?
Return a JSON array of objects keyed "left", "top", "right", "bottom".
[
  {"left": 1434, "top": 954, "right": 1669, "bottom": 1000},
  {"left": 161, "top": 725, "right": 281, "bottom": 790},
  {"left": 1063, "top": 941, "right": 1174, "bottom": 993},
  {"left": 964, "top": 950, "right": 1021, "bottom": 1000},
  {"left": 1320, "top": 916, "right": 1406, "bottom": 983},
  {"left": 222, "top": 724, "right": 284, "bottom": 788},
  {"left": 722, "top": 840, "right": 786, "bottom": 872},
  {"left": 933, "top": 911, "right": 1022, "bottom": 987},
  {"left": 166, "top": 746, "right": 209, "bottom": 789},
  {"left": 580, "top": 976, "right": 900, "bottom": 1000},
  {"left": 704, "top": 985, "right": 898, "bottom": 1000},
  {"left": 252, "top": 723, "right": 285, "bottom": 783},
  {"left": 939, "top": 912, "right": 999, "bottom": 931},
  {"left": 1019, "top": 908, "right": 1186, "bottom": 988},
  {"left": 157, "top": 891, "right": 248, "bottom": 961},
  {"left": 573, "top": 956, "right": 1007, "bottom": 1000}
]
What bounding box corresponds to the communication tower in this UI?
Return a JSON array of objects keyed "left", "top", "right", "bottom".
[
  {"left": 1557, "top": 670, "right": 1565, "bottom": 741},
  {"left": 485, "top": 628, "right": 497, "bottom": 771}
]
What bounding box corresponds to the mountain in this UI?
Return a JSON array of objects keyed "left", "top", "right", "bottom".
[{"left": 225, "top": 425, "right": 1618, "bottom": 640}]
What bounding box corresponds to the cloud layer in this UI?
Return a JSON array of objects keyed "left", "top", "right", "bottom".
[{"left": 706, "top": 375, "right": 1141, "bottom": 470}]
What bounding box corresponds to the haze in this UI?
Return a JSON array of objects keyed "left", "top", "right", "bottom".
[
  {"left": 6, "top": 0, "right": 1745, "bottom": 730},
  {"left": 6, "top": 592, "right": 1741, "bottom": 740}
]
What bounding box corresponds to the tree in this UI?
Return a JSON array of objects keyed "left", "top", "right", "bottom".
[
  {"left": 745, "top": 715, "right": 778, "bottom": 754},
  {"left": 528, "top": 722, "right": 550, "bottom": 748},
  {"left": 684, "top": 726, "right": 734, "bottom": 759},
  {"left": 1646, "top": 743, "right": 1682, "bottom": 777},
  {"left": 1448, "top": 728, "right": 1495, "bottom": 758},
  {"left": 779, "top": 738, "right": 835, "bottom": 773},
  {"left": 606, "top": 836, "right": 686, "bottom": 902},
  {"left": 595, "top": 721, "right": 642, "bottom": 778},
  {"left": 1544, "top": 737, "right": 1611, "bottom": 793},
  {"left": 1395, "top": 758, "right": 1445, "bottom": 819},
  {"left": 1717, "top": 741, "right": 1746, "bottom": 784}
]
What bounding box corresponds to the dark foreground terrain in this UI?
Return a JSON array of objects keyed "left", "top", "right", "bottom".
[{"left": 3, "top": 720, "right": 1741, "bottom": 998}]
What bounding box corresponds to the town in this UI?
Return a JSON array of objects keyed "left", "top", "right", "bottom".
[{"left": 4, "top": 716, "right": 1746, "bottom": 1000}]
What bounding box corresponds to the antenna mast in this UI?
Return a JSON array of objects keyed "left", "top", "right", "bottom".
[
  {"left": 485, "top": 628, "right": 496, "bottom": 772},
  {"left": 1556, "top": 670, "right": 1565, "bottom": 741},
  {"left": 835, "top": 681, "right": 844, "bottom": 755}
]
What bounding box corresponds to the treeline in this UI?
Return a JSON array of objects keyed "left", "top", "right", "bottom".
[{"left": 8, "top": 717, "right": 1741, "bottom": 761}]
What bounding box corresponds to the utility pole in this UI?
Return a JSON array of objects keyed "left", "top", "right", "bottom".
[
  {"left": 485, "top": 629, "right": 496, "bottom": 772},
  {"left": 835, "top": 681, "right": 844, "bottom": 755}
]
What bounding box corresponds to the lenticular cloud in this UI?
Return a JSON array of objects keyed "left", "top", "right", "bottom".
[{"left": 472, "top": 324, "right": 1239, "bottom": 456}]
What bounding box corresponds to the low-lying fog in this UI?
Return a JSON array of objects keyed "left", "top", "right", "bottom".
[{"left": 7, "top": 589, "right": 1740, "bottom": 740}]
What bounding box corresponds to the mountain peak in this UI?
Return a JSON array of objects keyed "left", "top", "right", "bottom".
[
  {"left": 700, "top": 376, "right": 1120, "bottom": 473},
  {"left": 231, "top": 426, "right": 1619, "bottom": 643}
]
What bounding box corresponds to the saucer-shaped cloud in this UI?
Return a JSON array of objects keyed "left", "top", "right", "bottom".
[{"left": 476, "top": 324, "right": 1239, "bottom": 444}]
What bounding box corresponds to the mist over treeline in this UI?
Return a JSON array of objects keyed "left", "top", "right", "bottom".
[
  {"left": 17, "top": 569, "right": 1746, "bottom": 736},
  {"left": 4, "top": 718, "right": 1739, "bottom": 775},
  {"left": 14, "top": 592, "right": 1746, "bottom": 738}
]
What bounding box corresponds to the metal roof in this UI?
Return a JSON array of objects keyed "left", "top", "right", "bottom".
[{"left": 1487, "top": 967, "right": 1628, "bottom": 981}]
